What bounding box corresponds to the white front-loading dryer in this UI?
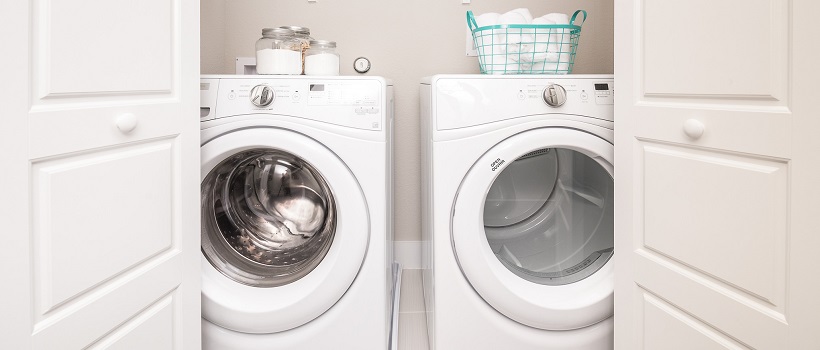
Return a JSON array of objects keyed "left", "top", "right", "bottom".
[
  {"left": 421, "top": 75, "right": 615, "bottom": 349},
  {"left": 199, "top": 75, "right": 394, "bottom": 350}
]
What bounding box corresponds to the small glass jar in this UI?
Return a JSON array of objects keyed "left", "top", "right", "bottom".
[
  {"left": 255, "top": 28, "right": 302, "bottom": 75},
  {"left": 279, "top": 26, "right": 313, "bottom": 74},
  {"left": 304, "top": 40, "right": 340, "bottom": 76}
]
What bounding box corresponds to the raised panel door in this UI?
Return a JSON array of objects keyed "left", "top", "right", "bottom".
[
  {"left": 615, "top": 0, "right": 820, "bottom": 348},
  {"left": 0, "top": 0, "right": 201, "bottom": 348}
]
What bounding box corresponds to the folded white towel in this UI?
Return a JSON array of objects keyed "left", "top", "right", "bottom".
[
  {"left": 474, "top": 12, "right": 500, "bottom": 28},
  {"left": 497, "top": 10, "right": 529, "bottom": 47},
  {"left": 505, "top": 42, "right": 536, "bottom": 65},
  {"left": 531, "top": 60, "right": 570, "bottom": 74},
  {"left": 498, "top": 9, "right": 529, "bottom": 25},
  {"left": 542, "top": 13, "right": 570, "bottom": 25},
  {"left": 541, "top": 13, "right": 572, "bottom": 65},
  {"left": 504, "top": 57, "right": 521, "bottom": 74},
  {"left": 530, "top": 17, "right": 559, "bottom": 62},
  {"left": 509, "top": 8, "right": 533, "bottom": 24}
]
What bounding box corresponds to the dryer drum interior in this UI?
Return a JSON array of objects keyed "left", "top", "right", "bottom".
[
  {"left": 201, "top": 148, "right": 337, "bottom": 288},
  {"left": 483, "top": 147, "right": 614, "bottom": 286}
]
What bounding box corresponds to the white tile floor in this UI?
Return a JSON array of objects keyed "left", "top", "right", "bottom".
[{"left": 397, "top": 269, "right": 430, "bottom": 350}]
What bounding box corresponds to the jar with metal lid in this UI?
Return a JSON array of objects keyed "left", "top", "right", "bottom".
[
  {"left": 279, "top": 26, "right": 313, "bottom": 74},
  {"left": 255, "top": 28, "right": 302, "bottom": 75},
  {"left": 304, "top": 40, "right": 340, "bottom": 76}
]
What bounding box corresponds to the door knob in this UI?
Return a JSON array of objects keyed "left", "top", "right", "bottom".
[
  {"left": 683, "top": 119, "right": 704, "bottom": 139},
  {"left": 116, "top": 113, "right": 138, "bottom": 133},
  {"left": 542, "top": 84, "right": 567, "bottom": 107}
]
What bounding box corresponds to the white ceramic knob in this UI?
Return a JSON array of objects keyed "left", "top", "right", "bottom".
[
  {"left": 116, "top": 113, "right": 137, "bottom": 133},
  {"left": 683, "top": 119, "right": 705, "bottom": 139}
]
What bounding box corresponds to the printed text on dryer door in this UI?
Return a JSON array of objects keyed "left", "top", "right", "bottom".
[{"left": 491, "top": 158, "right": 505, "bottom": 171}]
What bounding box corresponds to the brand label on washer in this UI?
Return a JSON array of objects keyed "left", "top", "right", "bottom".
[{"left": 307, "top": 83, "right": 378, "bottom": 106}]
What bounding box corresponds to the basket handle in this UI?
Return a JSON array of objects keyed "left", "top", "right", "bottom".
[
  {"left": 466, "top": 10, "right": 478, "bottom": 31},
  {"left": 570, "top": 10, "right": 587, "bottom": 26}
]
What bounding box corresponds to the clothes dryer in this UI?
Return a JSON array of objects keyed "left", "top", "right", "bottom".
[
  {"left": 199, "top": 75, "right": 394, "bottom": 350},
  {"left": 420, "top": 75, "right": 614, "bottom": 349}
]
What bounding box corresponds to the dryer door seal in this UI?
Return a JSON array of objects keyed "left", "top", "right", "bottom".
[{"left": 452, "top": 127, "right": 614, "bottom": 331}]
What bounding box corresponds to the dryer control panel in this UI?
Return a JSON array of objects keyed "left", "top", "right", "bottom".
[
  {"left": 200, "top": 76, "right": 386, "bottom": 131},
  {"left": 431, "top": 75, "right": 614, "bottom": 131}
]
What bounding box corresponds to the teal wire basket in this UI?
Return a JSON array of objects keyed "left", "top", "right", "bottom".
[{"left": 467, "top": 10, "right": 587, "bottom": 75}]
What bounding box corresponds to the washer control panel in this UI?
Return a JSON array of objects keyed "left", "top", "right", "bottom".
[{"left": 201, "top": 77, "right": 385, "bottom": 130}]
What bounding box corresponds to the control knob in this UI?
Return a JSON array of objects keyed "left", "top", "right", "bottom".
[
  {"left": 249, "top": 84, "right": 275, "bottom": 107},
  {"left": 542, "top": 84, "right": 567, "bottom": 107}
]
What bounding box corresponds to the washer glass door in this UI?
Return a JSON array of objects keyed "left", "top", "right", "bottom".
[
  {"left": 201, "top": 148, "right": 336, "bottom": 288},
  {"left": 484, "top": 147, "right": 613, "bottom": 286},
  {"left": 199, "top": 126, "right": 369, "bottom": 334}
]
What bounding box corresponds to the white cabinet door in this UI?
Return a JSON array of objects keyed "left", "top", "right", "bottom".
[
  {"left": 0, "top": 0, "right": 200, "bottom": 349},
  {"left": 614, "top": 0, "right": 820, "bottom": 348}
]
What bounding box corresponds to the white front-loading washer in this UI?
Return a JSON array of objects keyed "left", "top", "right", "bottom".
[
  {"left": 420, "top": 74, "right": 615, "bottom": 349},
  {"left": 199, "top": 75, "right": 394, "bottom": 350}
]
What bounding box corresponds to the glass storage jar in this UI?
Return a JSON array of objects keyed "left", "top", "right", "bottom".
[
  {"left": 255, "top": 28, "right": 302, "bottom": 75},
  {"left": 304, "top": 40, "right": 340, "bottom": 76},
  {"left": 279, "top": 26, "right": 313, "bottom": 74}
]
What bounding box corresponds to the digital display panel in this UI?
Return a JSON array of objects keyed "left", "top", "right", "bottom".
[
  {"left": 594, "top": 83, "right": 609, "bottom": 91},
  {"left": 310, "top": 84, "right": 325, "bottom": 92}
]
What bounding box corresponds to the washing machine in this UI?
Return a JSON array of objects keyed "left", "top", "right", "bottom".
[
  {"left": 199, "top": 75, "right": 394, "bottom": 350},
  {"left": 420, "top": 75, "right": 614, "bottom": 349}
]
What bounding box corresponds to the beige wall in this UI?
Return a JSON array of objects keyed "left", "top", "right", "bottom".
[{"left": 201, "top": 0, "right": 614, "bottom": 241}]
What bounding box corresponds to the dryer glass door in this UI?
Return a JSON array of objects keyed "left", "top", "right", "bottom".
[
  {"left": 201, "top": 148, "right": 336, "bottom": 288},
  {"left": 483, "top": 147, "right": 613, "bottom": 286},
  {"left": 451, "top": 126, "right": 614, "bottom": 330}
]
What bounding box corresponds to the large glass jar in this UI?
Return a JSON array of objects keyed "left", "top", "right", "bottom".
[
  {"left": 255, "top": 28, "right": 301, "bottom": 75},
  {"left": 279, "top": 26, "right": 313, "bottom": 74},
  {"left": 305, "top": 40, "right": 340, "bottom": 76}
]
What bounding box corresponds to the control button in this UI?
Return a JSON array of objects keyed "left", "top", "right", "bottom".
[
  {"left": 228, "top": 92, "right": 236, "bottom": 100},
  {"left": 367, "top": 107, "right": 379, "bottom": 114},
  {"left": 292, "top": 92, "right": 301, "bottom": 102},
  {"left": 355, "top": 107, "right": 366, "bottom": 115},
  {"left": 542, "top": 84, "right": 567, "bottom": 107},
  {"left": 517, "top": 91, "right": 526, "bottom": 100},
  {"left": 580, "top": 91, "right": 589, "bottom": 100},
  {"left": 249, "top": 84, "right": 275, "bottom": 107}
]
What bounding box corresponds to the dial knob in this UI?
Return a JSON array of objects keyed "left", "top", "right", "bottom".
[
  {"left": 249, "top": 84, "right": 275, "bottom": 107},
  {"left": 542, "top": 84, "right": 567, "bottom": 107}
]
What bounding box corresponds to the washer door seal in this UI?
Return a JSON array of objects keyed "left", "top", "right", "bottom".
[
  {"left": 201, "top": 148, "right": 337, "bottom": 288},
  {"left": 200, "top": 127, "right": 369, "bottom": 334},
  {"left": 452, "top": 127, "right": 614, "bottom": 331}
]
